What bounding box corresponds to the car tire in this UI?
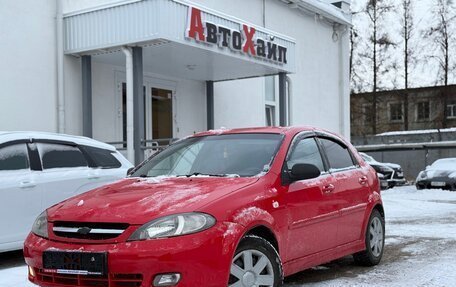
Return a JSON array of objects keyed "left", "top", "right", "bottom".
[
  {"left": 353, "top": 209, "right": 385, "bottom": 266},
  {"left": 228, "top": 235, "right": 283, "bottom": 287},
  {"left": 416, "top": 184, "right": 424, "bottom": 190}
]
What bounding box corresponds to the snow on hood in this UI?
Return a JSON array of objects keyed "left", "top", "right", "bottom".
[
  {"left": 47, "top": 177, "right": 259, "bottom": 224},
  {"left": 384, "top": 162, "right": 401, "bottom": 169}
]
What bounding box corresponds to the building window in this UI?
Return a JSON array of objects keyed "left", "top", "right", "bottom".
[
  {"left": 362, "top": 103, "right": 373, "bottom": 124},
  {"left": 447, "top": 103, "right": 456, "bottom": 119},
  {"left": 389, "top": 103, "right": 404, "bottom": 122},
  {"left": 416, "top": 101, "right": 430, "bottom": 121},
  {"left": 265, "top": 76, "right": 277, "bottom": 126},
  {"left": 265, "top": 105, "right": 276, "bottom": 126}
]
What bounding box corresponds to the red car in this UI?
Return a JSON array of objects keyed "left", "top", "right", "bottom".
[{"left": 24, "top": 126, "right": 384, "bottom": 287}]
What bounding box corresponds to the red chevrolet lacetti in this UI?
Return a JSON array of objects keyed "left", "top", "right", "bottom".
[{"left": 24, "top": 126, "right": 384, "bottom": 287}]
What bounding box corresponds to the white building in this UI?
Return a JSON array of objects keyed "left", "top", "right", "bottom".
[{"left": 0, "top": 0, "right": 351, "bottom": 164}]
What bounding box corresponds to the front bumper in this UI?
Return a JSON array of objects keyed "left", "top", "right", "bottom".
[
  {"left": 24, "top": 222, "right": 242, "bottom": 287},
  {"left": 416, "top": 179, "right": 456, "bottom": 190},
  {"left": 387, "top": 178, "right": 407, "bottom": 188}
]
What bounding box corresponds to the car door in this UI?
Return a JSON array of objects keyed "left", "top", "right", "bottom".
[
  {"left": 0, "top": 142, "right": 42, "bottom": 250},
  {"left": 35, "top": 142, "right": 94, "bottom": 209},
  {"left": 284, "top": 136, "right": 339, "bottom": 260},
  {"left": 318, "top": 137, "right": 369, "bottom": 246}
]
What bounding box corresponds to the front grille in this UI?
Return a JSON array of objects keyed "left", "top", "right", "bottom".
[
  {"left": 34, "top": 269, "right": 142, "bottom": 287},
  {"left": 392, "top": 169, "right": 404, "bottom": 179},
  {"left": 53, "top": 222, "right": 129, "bottom": 240},
  {"left": 382, "top": 171, "right": 393, "bottom": 180}
]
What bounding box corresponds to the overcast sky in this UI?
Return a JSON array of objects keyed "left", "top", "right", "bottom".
[{"left": 349, "top": 0, "right": 455, "bottom": 92}]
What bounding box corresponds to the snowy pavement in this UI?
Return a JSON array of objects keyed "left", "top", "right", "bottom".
[{"left": 1, "top": 185, "right": 455, "bottom": 287}]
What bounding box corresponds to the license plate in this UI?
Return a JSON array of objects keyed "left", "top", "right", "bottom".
[
  {"left": 43, "top": 251, "right": 107, "bottom": 276},
  {"left": 431, "top": 181, "right": 446, "bottom": 187}
]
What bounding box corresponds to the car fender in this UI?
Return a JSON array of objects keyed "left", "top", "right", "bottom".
[{"left": 360, "top": 191, "right": 384, "bottom": 241}]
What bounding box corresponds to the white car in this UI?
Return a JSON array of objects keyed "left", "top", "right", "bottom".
[{"left": 0, "top": 131, "right": 133, "bottom": 252}]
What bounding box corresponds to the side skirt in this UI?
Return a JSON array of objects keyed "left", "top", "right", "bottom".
[{"left": 283, "top": 240, "right": 365, "bottom": 277}]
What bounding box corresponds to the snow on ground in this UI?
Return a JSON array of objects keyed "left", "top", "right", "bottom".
[
  {"left": 377, "top": 127, "right": 456, "bottom": 136},
  {"left": 1, "top": 186, "right": 455, "bottom": 287}
]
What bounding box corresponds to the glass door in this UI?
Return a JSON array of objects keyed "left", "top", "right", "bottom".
[{"left": 145, "top": 87, "right": 173, "bottom": 142}]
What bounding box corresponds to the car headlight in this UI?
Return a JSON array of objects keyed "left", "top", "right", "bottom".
[
  {"left": 32, "top": 211, "right": 48, "bottom": 239},
  {"left": 128, "top": 212, "right": 216, "bottom": 241},
  {"left": 420, "top": 172, "right": 427, "bottom": 179}
]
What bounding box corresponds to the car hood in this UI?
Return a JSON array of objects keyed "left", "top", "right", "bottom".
[
  {"left": 47, "top": 176, "right": 259, "bottom": 224},
  {"left": 384, "top": 163, "right": 401, "bottom": 170}
]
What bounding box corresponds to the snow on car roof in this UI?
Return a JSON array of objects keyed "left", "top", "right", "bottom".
[{"left": 0, "top": 131, "right": 116, "bottom": 151}]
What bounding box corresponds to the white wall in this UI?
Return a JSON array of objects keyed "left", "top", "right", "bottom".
[
  {"left": 62, "top": 0, "right": 128, "bottom": 14},
  {"left": 192, "top": 0, "right": 351, "bottom": 138},
  {"left": 87, "top": 61, "right": 206, "bottom": 142},
  {"left": 0, "top": 0, "right": 350, "bottom": 140},
  {"left": 0, "top": 0, "right": 57, "bottom": 132}
]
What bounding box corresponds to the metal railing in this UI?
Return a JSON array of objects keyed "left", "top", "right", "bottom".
[{"left": 106, "top": 138, "right": 176, "bottom": 151}]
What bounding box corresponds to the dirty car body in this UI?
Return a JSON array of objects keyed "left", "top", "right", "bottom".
[{"left": 24, "top": 127, "right": 384, "bottom": 287}]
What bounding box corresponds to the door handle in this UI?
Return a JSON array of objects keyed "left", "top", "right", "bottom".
[
  {"left": 19, "top": 181, "right": 36, "bottom": 188},
  {"left": 323, "top": 184, "right": 335, "bottom": 193},
  {"left": 88, "top": 174, "right": 100, "bottom": 180},
  {"left": 359, "top": 176, "right": 368, "bottom": 185}
]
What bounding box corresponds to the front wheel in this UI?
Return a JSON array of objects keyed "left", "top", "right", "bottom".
[
  {"left": 353, "top": 209, "right": 385, "bottom": 266},
  {"left": 228, "top": 235, "right": 283, "bottom": 287}
]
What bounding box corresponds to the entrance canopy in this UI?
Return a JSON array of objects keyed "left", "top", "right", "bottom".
[{"left": 63, "top": 0, "right": 296, "bottom": 81}]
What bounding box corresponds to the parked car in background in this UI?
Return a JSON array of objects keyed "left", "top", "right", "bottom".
[
  {"left": 360, "top": 153, "right": 407, "bottom": 189},
  {"left": 24, "top": 127, "right": 384, "bottom": 287},
  {"left": 416, "top": 158, "right": 456, "bottom": 191},
  {"left": 0, "top": 131, "right": 133, "bottom": 252}
]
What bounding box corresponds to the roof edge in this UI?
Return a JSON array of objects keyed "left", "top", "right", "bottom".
[{"left": 280, "top": 0, "right": 352, "bottom": 26}]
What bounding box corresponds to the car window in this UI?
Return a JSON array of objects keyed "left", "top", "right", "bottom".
[
  {"left": 288, "top": 138, "right": 325, "bottom": 172},
  {"left": 319, "top": 138, "right": 355, "bottom": 170},
  {"left": 81, "top": 146, "right": 122, "bottom": 169},
  {"left": 132, "top": 134, "right": 283, "bottom": 178},
  {"left": 0, "top": 143, "right": 30, "bottom": 171},
  {"left": 38, "top": 143, "right": 88, "bottom": 169}
]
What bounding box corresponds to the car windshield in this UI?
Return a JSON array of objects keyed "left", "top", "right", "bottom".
[
  {"left": 132, "top": 133, "right": 283, "bottom": 178},
  {"left": 430, "top": 158, "right": 456, "bottom": 170},
  {"left": 361, "top": 153, "right": 375, "bottom": 163}
]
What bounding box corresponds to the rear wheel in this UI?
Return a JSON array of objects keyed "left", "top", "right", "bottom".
[
  {"left": 354, "top": 209, "right": 385, "bottom": 266},
  {"left": 228, "top": 235, "right": 283, "bottom": 287}
]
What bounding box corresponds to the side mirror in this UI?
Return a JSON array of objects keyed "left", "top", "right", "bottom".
[
  {"left": 127, "top": 167, "right": 135, "bottom": 176},
  {"left": 289, "top": 163, "right": 321, "bottom": 182}
]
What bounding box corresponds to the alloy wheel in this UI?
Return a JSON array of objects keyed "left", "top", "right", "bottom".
[
  {"left": 369, "top": 217, "right": 384, "bottom": 257},
  {"left": 229, "top": 249, "right": 274, "bottom": 287}
]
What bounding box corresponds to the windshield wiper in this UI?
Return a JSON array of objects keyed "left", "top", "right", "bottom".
[{"left": 178, "top": 172, "right": 238, "bottom": 178}]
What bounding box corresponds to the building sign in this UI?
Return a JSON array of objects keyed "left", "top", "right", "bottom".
[{"left": 186, "top": 7, "right": 288, "bottom": 65}]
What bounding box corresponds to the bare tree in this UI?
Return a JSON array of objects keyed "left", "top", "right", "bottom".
[
  {"left": 349, "top": 26, "right": 364, "bottom": 93},
  {"left": 425, "top": 0, "right": 456, "bottom": 127},
  {"left": 400, "top": 0, "right": 416, "bottom": 130},
  {"left": 363, "top": 0, "right": 396, "bottom": 134}
]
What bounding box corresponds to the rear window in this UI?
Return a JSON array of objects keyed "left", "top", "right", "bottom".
[
  {"left": 0, "top": 143, "right": 30, "bottom": 171},
  {"left": 38, "top": 143, "right": 88, "bottom": 169},
  {"left": 81, "top": 146, "right": 122, "bottom": 169}
]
